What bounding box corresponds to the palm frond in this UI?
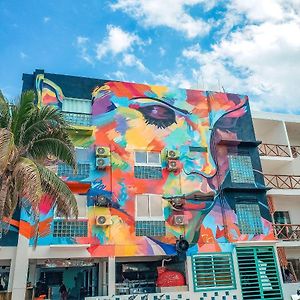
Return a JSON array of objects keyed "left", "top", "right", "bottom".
[
  {"left": 0, "top": 128, "right": 15, "bottom": 176},
  {"left": 12, "top": 157, "right": 42, "bottom": 216},
  {"left": 0, "top": 90, "right": 10, "bottom": 128},
  {"left": 29, "top": 137, "right": 76, "bottom": 169},
  {"left": 11, "top": 90, "right": 36, "bottom": 145},
  {"left": 37, "top": 164, "right": 78, "bottom": 218}
]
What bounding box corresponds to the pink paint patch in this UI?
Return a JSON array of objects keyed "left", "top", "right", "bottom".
[{"left": 39, "top": 194, "right": 54, "bottom": 214}]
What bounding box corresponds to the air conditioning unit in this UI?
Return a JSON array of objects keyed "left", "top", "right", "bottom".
[
  {"left": 96, "top": 157, "right": 110, "bottom": 169},
  {"left": 173, "top": 215, "right": 188, "bottom": 226},
  {"left": 167, "top": 150, "right": 179, "bottom": 160},
  {"left": 95, "top": 195, "right": 109, "bottom": 207},
  {"left": 96, "top": 215, "right": 112, "bottom": 226},
  {"left": 167, "top": 159, "right": 179, "bottom": 171},
  {"left": 96, "top": 146, "right": 110, "bottom": 157}
]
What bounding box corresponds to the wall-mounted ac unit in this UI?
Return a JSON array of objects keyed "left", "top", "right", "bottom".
[
  {"left": 96, "top": 146, "right": 110, "bottom": 157},
  {"left": 95, "top": 195, "right": 109, "bottom": 207},
  {"left": 167, "top": 159, "right": 179, "bottom": 171},
  {"left": 96, "top": 157, "right": 110, "bottom": 169},
  {"left": 167, "top": 150, "right": 179, "bottom": 160},
  {"left": 173, "top": 215, "right": 188, "bottom": 226},
  {"left": 96, "top": 215, "right": 112, "bottom": 226}
]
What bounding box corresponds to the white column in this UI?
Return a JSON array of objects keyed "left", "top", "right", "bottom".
[
  {"left": 186, "top": 256, "right": 193, "bottom": 292},
  {"left": 108, "top": 257, "right": 115, "bottom": 297},
  {"left": 11, "top": 234, "right": 29, "bottom": 300},
  {"left": 7, "top": 259, "right": 15, "bottom": 292},
  {"left": 28, "top": 262, "right": 37, "bottom": 285}
]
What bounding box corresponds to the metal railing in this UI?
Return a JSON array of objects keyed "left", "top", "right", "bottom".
[
  {"left": 62, "top": 111, "right": 92, "bottom": 126},
  {"left": 291, "top": 146, "right": 300, "bottom": 158},
  {"left": 264, "top": 174, "right": 300, "bottom": 189},
  {"left": 258, "top": 143, "right": 290, "bottom": 157},
  {"left": 273, "top": 224, "right": 300, "bottom": 241}
]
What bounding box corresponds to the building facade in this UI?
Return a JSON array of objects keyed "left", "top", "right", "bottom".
[
  {"left": 0, "top": 70, "right": 284, "bottom": 300},
  {"left": 253, "top": 111, "right": 300, "bottom": 299}
]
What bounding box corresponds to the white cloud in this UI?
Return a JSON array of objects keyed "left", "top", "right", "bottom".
[
  {"left": 76, "top": 36, "right": 94, "bottom": 65},
  {"left": 159, "top": 47, "right": 166, "bottom": 56},
  {"left": 110, "top": 0, "right": 211, "bottom": 38},
  {"left": 43, "top": 17, "right": 51, "bottom": 23},
  {"left": 181, "top": 1, "right": 300, "bottom": 112},
  {"left": 122, "top": 53, "right": 147, "bottom": 72},
  {"left": 20, "top": 52, "right": 28, "bottom": 59},
  {"left": 96, "top": 25, "right": 141, "bottom": 59}
]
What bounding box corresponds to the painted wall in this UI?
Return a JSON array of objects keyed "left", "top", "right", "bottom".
[{"left": 19, "top": 71, "right": 274, "bottom": 257}]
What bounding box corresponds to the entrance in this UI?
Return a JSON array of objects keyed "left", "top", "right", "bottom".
[
  {"left": 236, "top": 246, "right": 283, "bottom": 300},
  {"left": 34, "top": 259, "right": 98, "bottom": 300}
]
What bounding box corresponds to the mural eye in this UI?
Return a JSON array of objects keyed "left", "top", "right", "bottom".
[{"left": 137, "top": 105, "right": 176, "bottom": 129}]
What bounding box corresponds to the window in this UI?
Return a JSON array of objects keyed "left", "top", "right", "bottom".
[
  {"left": 236, "top": 201, "right": 263, "bottom": 234},
  {"left": 274, "top": 211, "right": 291, "bottom": 224},
  {"left": 58, "top": 163, "right": 90, "bottom": 179},
  {"left": 228, "top": 154, "right": 255, "bottom": 184},
  {"left": 62, "top": 97, "right": 92, "bottom": 126},
  {"left": 53, "top": 195, "right": 88, "bottom": 237},
  {"left": 135, "top": 194, "right": 165, "bottom": 236},
  {"left": 136, "top": 194, "right": 164, "bottom": 219},
  {"left": 55, "top": 195, "right": 87, "bottom": 219},
  {"left": 192, "top": 253, "right": 235, "bottom": 291},
  {"left": 62, "top": 97, "right": 92, "bottom": 114},
  {"left": 286, "top": 259, "right": 299, "bottom": 282},
  {"left": 134, "top": 151, "right": 162, "bottom": 179},
  {"left": 53, "top": 220, "right": 88, "bottom": 237}
]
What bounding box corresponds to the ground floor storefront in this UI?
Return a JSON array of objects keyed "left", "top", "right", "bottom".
[{"left": 2, "top": 244, "right": 286, "bottom": 300}]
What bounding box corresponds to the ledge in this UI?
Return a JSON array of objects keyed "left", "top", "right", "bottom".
[
  {"left": 49, "top": 244, "right": 91, "bottom": 248},
  {"left": 218, "top": 139, "right": 261, "bottom": 147}
]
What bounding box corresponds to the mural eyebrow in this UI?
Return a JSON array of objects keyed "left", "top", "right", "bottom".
[{"left": 130, "top": 96, "right": 191, "bottom": 115}]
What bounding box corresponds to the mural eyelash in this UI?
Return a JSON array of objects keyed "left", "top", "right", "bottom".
[{"left": 137, "top": 105, "right": 177, "bottom": 129}]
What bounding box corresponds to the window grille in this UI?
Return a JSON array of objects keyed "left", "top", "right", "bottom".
[
  {"left": 62, "top": 112, "right": 92, "bottom": 126},
  {"left": 237, "top": 247, "right": 283, "bottom": 299},
  {"left": 229, "top": 155, "right": 255, "bottom": 184},
  {"left": 236, "top": 202, "right": 263, "bottom": 234},
  {"left": 134, "top": 166, "right": 162, "bottom": 179},
  {"left": 53, "top": 220, "right": 88, "bottom": 237},
  {"left": 135, "top": 220, "right": 166, "bottom": 236},
  {"left": 58, "top": 163, "right": 90, "bottom": 178},
  {"left": 192, "top": 253, "right": 235, "bottom": 291}
]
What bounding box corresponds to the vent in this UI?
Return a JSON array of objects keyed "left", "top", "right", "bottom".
[
  {"left": 173, "top": 215, "right": 187, "bottom": 226},
  {"left": 167, "top": 159, "right": 179, "bottom": 171},
  {"left": 96, "top": 146, "right": 110, "bottom": 157},
  {"left": 96, "top": 157, "right": 110, "bottom": 169},
  {"left": 236, "top": 247, "right": 283, "bottom": 300},
  {"left": 96, "top": 215, "right": 112, "bottom": 226},
  {"left": 167, "top": 150, "right": 179, "bottom": 159}
]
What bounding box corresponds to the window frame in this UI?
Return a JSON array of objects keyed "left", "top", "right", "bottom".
[
  {"left": 235, "top": 199, "right": 263, "bottom": 235},
  {"left": 228, "top": 153, "right": 255, "bottom": 184},
  {"left": 62, "top": 97, "right": 92, "bottom": 114},
  {"left": 192, "top": 252, "right": 236, "bottom": 291},
  {"left": 134, "top": 151, "right": 161, "bottom": 167},
  {"left": 54, "top": 195, "right": 88, "bottom": 220},
  {"left": 135, "top": 194, "right": 164, "bottom": 221}
]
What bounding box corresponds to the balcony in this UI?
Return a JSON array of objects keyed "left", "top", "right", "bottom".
[
  {"left": 264, "top": 174, "right": 300, "bottom": 189},
  {"left": 62, "top": 111, "right": 92, "bottom": 126},
  {"left": 273, "top": 224, "right": 300, "bottom": 241},
  {"left": 258, "top": 143, "right": 290, "bottom": 157}
]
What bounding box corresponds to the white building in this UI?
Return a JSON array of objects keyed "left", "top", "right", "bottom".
[{"left": 253, "top": 111, "right": 300, "bottom": 299}]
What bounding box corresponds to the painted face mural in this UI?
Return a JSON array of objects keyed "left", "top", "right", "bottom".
[{"left": 19, "top": 77, "right": 274, "bottom": 256}]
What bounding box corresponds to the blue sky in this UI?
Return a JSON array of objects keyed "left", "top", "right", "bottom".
[{"left": 1, "top": 0, "right": 300, "bottom": 113}]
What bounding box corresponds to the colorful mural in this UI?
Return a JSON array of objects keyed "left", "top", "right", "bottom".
[{"left": 19, "top": 74, "right": 274, "bottom": 257}]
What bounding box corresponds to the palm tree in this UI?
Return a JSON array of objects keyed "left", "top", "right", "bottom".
[{"left": 0, "top": 90, "right": 78, "bottom": 229}]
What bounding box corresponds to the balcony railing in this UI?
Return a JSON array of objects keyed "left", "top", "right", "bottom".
[
  {"left": 62, "top": 111, "right": 92, "bottom": 126},
  {"left": 291, "top": 146, "right": 300, "bottom": 158},
  {"left": 273, "top": 224, "right": 300, "bottom": 241},
  {"left": 264, "top": 174, "right": 300, "bottom": 189},
  {"left": 258, "top": 143, "right": 290, "bottom": 157}
]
